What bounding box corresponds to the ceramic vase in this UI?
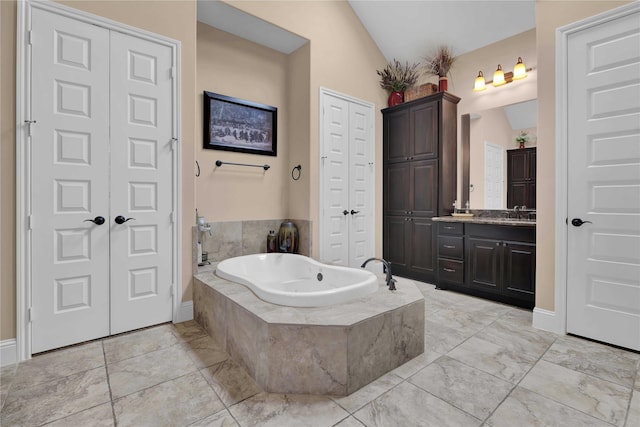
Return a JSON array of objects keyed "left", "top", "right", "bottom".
[
  {"left": 438, "top": 76, "right": 448, "bottom": 92},
  {"left": 278, "top": 220, "right": 299, "bottom": 254},
  {"left": 387, "top": 91, "right": 404, "bottom": 107}
]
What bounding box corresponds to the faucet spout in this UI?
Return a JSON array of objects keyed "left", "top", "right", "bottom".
[{"left": 361, "top": 257, "right": 396, "bottom": 290}]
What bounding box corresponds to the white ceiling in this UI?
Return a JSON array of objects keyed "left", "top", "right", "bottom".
[
  {"left": 348, "top": 0, "right": 536, "bottom": 62},
  {"left": 197, "top": 0, "right": 308, "bottom": 54},
  {"left": 198, "top": 1, "right": 536, "bottom": 61}
]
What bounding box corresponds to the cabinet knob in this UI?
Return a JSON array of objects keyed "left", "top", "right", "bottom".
[{"left": 496, "top": 242, "right": 500, "bottom": 246}]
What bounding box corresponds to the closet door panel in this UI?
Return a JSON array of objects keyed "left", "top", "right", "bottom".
[
  {"left": 109, "top": 32, "right": 174, "bottom": 333},
  {"left": 30, "top": 9, "right": 111, "bottom": 353}
]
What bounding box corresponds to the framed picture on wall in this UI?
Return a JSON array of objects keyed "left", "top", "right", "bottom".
[{"left": 203, "top": 91, "right": 277, "bottom": 156}]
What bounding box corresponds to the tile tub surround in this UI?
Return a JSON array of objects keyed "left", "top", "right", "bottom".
[
  {"left": 193, "top": 268, "right": 425, "bottom": 396},
  {"left": 192, "top": 219, "right": 311, "bottom": 273}
]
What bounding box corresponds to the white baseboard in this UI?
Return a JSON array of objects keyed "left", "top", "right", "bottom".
[
  {"left": 175, "top": 300, "right": 194, "bottom": 323},
  {"left": 532, "top": 307, "right": 564, "bottom": 335},
  {"left": 1, "top": 339, "right": 17, "bottom": 368}
]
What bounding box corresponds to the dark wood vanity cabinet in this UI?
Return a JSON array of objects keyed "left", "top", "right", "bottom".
[
  {"left": 437, "top": 222, "right": 536, "bottom": 309},
  {"left": 383, "top": 92, "right": 460, "bottom": 283},
  {"left": 507, "top": 148, "right": 536, "bottom": 209}
]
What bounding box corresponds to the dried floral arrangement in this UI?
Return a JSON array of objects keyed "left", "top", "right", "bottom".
[
  {"left": 376, "top": 59, "right": 420, "bottom": 92},
  {"left": 423, "top": 45, "right": 457, "bottom": 78}
]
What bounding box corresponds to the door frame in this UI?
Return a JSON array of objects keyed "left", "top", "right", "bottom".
[
  {"left": 16, "top": 0, "right": 182, "bottom": 361},
  {"left": 538, "top": 1, "right": 640, "bottom": 335},
  {"left": 318, "top": 87, "right": 375, "bottom": 266}
]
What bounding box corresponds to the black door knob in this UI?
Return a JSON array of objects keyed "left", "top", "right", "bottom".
[
  {"left": 84, "top": 216, "right": 105, "bottom": 225},
  {"left": 342, "top": 210, "right": 349, "bottom": 216},
  {"left": 115, "top": 215, "right": 136, "bottom": 224},
  {"left": 350, "top": 210, "right": 360, "bottom": 215},
  {"left": 571, "top": 218, "right": 592, "bottom": 227}
]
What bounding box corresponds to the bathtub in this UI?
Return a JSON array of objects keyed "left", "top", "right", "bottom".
[{"left": 215, "top": 253, "right": 378, "bottom": 307}]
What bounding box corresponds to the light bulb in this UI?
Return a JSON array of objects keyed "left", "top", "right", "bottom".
[
  {"left": 513, "top": 57, "right": 527, "bottom": 80},
  {"left": 493, "top": 64, "right": 506, "bottom": 86},
  {"left": 473, "top": 71, "right": 486, "bottom": 92}
]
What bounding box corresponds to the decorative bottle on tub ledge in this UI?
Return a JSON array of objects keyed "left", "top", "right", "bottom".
[
  {"left": 278, "top": 220, "right": 299, "bottom": 254},
  {"left": 266, "top": 230, "right": 277, "bottom": 253}
]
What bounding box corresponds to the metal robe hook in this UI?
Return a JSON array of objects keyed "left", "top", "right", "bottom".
[{"left": 291, "top": 164, "right": 302, "bottom": 180}]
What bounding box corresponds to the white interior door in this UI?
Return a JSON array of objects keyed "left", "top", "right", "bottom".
[
  {"left": 321, "top": 94, "right": 350, "bottom": 265},
  {"left": 28, "top": 6, "right": 176, "bottom": 353},
  {"left": 566, "top": 8, "right": 640, "bottom": 351},
  {"left": 109, "top": 32, "right": 174, "bottom": 333},
  {"left": 30, "top": 9, "right": 111, "bottom": 353},
  {"left": 484, "top": 142, "right": 504, "bottom": 209},
  {"left": 348, "top": 102, "right": 373, "bottom": 267},
  {"left": 320, "top": 90, "right": 374, "bottom": 267}
]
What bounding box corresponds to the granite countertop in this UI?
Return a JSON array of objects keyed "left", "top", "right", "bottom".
[{"left": 432, "top": 216, "right": 536, "bottom": 227}]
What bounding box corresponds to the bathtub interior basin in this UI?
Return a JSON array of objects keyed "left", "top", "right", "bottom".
[{"left": 215, "top": 253, "right": 378, "bottom": 307}]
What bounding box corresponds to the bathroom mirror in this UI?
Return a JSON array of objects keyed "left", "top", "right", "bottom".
[{"left": 461, "top": 99, "right": 537, "bottom": 210}]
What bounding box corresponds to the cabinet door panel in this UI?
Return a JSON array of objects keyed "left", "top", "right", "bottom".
[
  {"left": 503, "top": 241, "right": 536, "bottom": 299},
  {"left": 410, "top": 103, "right": 438, "bottom": 159},
  {"left": 385, "top": 163, "right": 410, "bottom": 215},
  {"left": 467, "top": 237, "right": 501, "bottom": 293},
  {"left": 508, "top": 150, "right": 529, "bottom": 181},
  {"left": 384, "top": 109, "right": 409, "bottom": 163},
  {"left": 411, "top": 160, "right": 438, "bottom": 216},
  {"left": 409, "top": 218, "right": 435, "bottom": 274},
  {"left": 384, "top": 216, "right": 409, "bottom": 269},
  {"left": 508, "top": 182, "right": 528, "bottom": 209}
]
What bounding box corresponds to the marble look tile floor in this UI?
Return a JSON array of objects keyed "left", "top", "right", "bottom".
[{"left": 1, "top": 281, "right": 639, "bottom": 427}]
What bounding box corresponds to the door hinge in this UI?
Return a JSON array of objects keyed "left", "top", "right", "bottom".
[
  {"left": 170, "top": 137, "right": 178, "bottom": 151},
  {"left": 28, "top": 30, "right": 33, "bottom": 45},
  {"left": 170, "top": 286, "right": 174, "bottom": 298},
  {"left": 170, "top": 212, "right": 175, "bottom": 224},
  {"left": 170, "top": 67, "right": 176, "bottom": 79},
  {"left": 28, "top": 215, "right": 33, "bottom": 230},
  {"left": 28, "top": 307, "right": 33, "bottom": 323}
]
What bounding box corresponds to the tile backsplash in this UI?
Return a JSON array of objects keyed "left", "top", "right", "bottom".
[{"left": 192, "top": 219, "right": 311, "bottom": 274}]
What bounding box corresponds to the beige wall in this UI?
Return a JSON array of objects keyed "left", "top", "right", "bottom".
[
  {"left": 196, "top": 23, "right": 291, "bottom": 222},
  {"left": 534, "top": 0, "right": 631, "bottom": 311},
  {"left": 1, "top": 0, "right": 18, "bottom": 341},
  {"left": 225, "top": 1, "right": 388, "bottom": 258}
]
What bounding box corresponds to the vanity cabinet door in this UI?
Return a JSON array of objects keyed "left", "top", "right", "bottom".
[
  {"left": 410, "top": 101, "right": 438, "bottom": 160},
  {"left": 385, "top": 163, "right": 410, "bottom": 215},
  {"left": 408, "top": 217, "right": 436, "bottom": 277},
  {"left": 410, "top": 159, "right": 438, "bottom": 217},
  {"left": 467, "top": 237, "right": 502, "bottom": 294},
  {"left": 502, "top": 241, "right": 536, "bottom": 300},
  {"left": 384, "top": 109, "right": 409, "bottom": 163},
  {"left": 383, "top": 215, "right": 410, "bottom": 270}
]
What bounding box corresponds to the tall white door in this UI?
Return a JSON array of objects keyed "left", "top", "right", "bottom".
[
  {"left": 109, "top": 32, "right": 174, "bottom": 333},
  {"left": 320, "top": 90, "right": 374, "bottom": 267},
  {"left": 30, "top": 9, "right": 111, "bottom": 353},
  {"left": 484, "top": 142, "right": 504, "bottom": 209},
  {"left": 29, "top": 8, "right": 175, "bottom": 352},
  {"left": 566, "top": 7, "right": 640, "bottom": 351}
]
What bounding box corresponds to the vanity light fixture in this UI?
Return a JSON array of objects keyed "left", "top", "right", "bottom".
[{"left": 473, "top": 57, "right": 532, "bottom": 92}]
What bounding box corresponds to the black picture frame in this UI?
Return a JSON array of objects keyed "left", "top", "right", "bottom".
[{"left": 203, "top": 91, "right": 277, "bottom": 157}]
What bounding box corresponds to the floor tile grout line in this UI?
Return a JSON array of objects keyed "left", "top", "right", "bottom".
[
  {"left": 102, "top": 339, "right": 118, "bottom": 427},
  {"left": 471, "top": 309, "right": 559, "bottom": 424}
]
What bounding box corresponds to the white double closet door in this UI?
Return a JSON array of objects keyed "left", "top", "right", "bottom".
[
  {"left": 320, "top": 90, "right": 374, "bottom": 267},
  {"left": 29, "top": 8, "right": 175, "bottom": 353}
]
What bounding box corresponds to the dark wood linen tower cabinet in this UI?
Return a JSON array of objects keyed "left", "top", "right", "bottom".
[{"left": 382, "top": 92, "right": 460, "bottom": 284}]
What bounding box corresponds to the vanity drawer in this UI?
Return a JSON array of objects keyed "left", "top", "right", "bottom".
[
  {"left": 438, "top": 236, "right": 464, "bottom": 259},
  {"left": 438, "top": 222, "right": 463, "bottom": 235},
  {"left": 438, "top": 259, "right": 464, "bottom": 284}
]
